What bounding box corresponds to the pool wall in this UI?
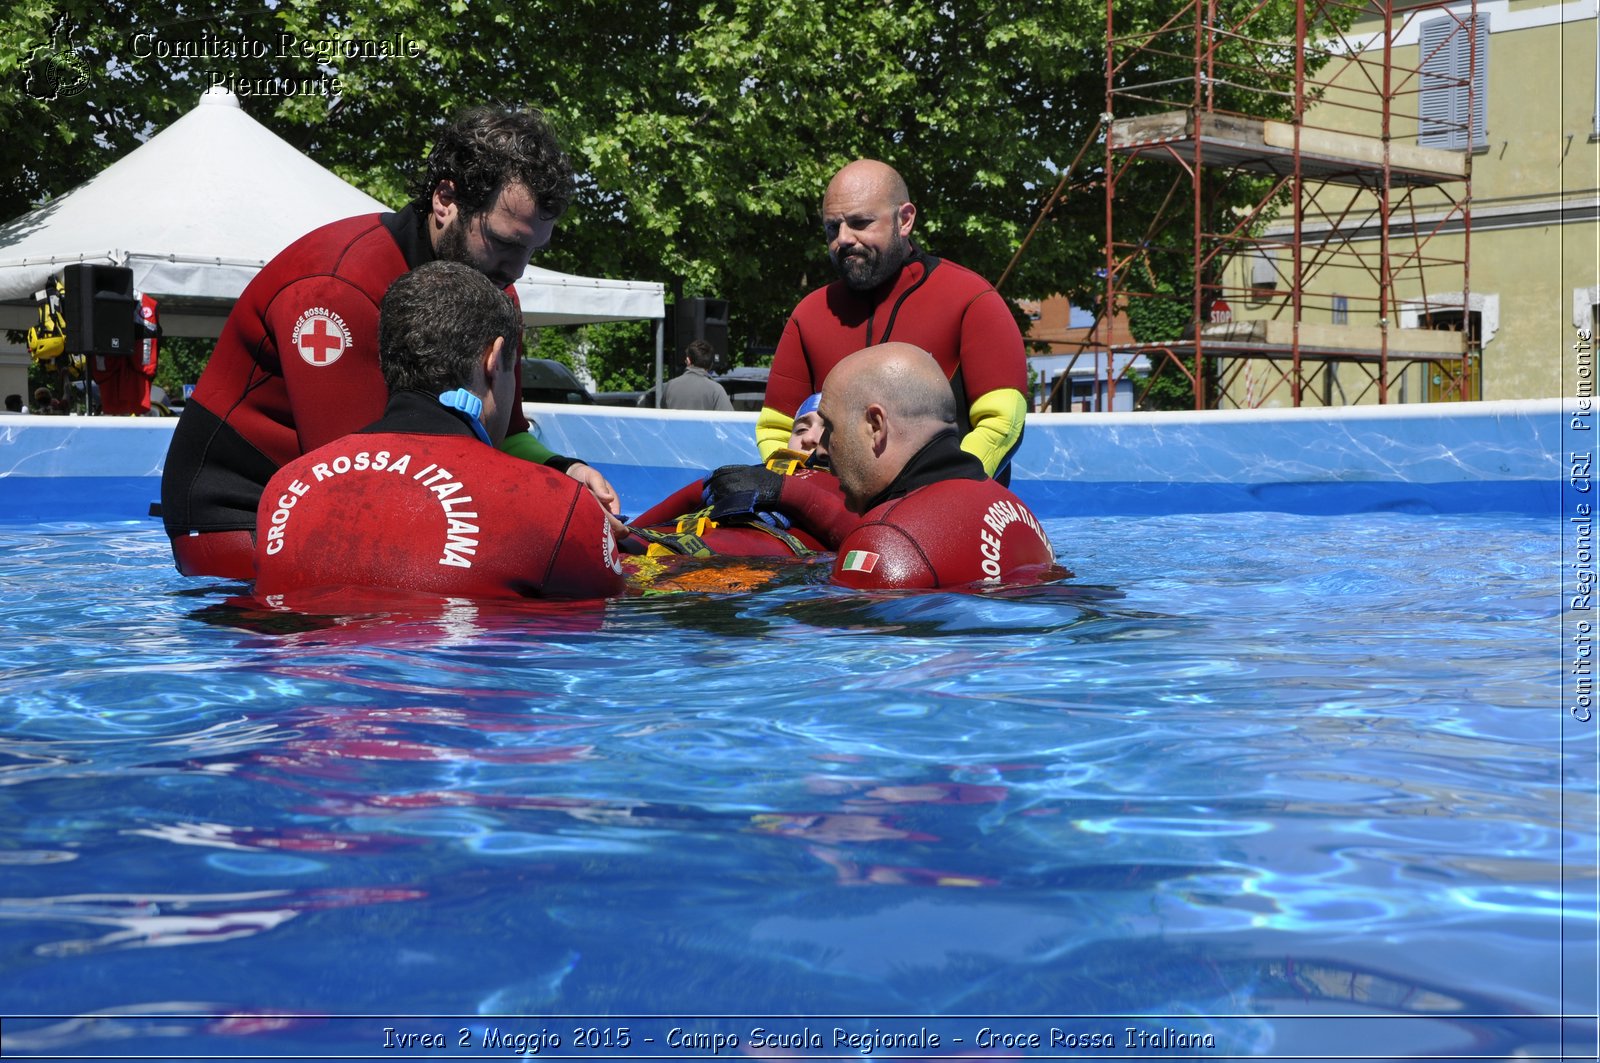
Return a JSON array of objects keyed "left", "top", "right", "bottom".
[{"left": 0, "top": 398, "right": 1574, "bottom": 523}]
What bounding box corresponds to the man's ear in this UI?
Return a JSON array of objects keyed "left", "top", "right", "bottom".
[
  {"left": 431, "top": 180, "right": 459, "bottom": 224},
  {"left": 864, "top": 402, "right": 889, "bottom": 454},
  {"left": 896, "top": 200, "right": 916, "bottom": 238},
  {"left": 482, "top": 336, "right": 508, "bottom": 379}
]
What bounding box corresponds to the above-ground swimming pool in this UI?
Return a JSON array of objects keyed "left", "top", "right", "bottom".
[{"left": 1, "top": 401, "right": 1595, "bottom": 1060}]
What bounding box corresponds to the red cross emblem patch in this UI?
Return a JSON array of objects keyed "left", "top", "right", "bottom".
[{"left": 292, "top": 308, "right": 352, "bottom": 368}]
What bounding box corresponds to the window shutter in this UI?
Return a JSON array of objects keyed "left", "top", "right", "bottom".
[
  {"left": 1418, "top": 14, "right": 1487, "bottom": 149},
  {"left": 1468, "top": 15, "right": 1488, "bottom": 148},
  {"left": 1418, "top": 17, "right": 1455, "bottom": 147}
]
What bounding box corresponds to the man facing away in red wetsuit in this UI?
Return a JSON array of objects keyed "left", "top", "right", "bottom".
[
  {"left": 711, "top": 342, "right": 1054, "bottom": 591},
  {"left": 254, "top": 261, "right": 623, "bottom": 601},
  {"left": 162, "top": 106, "right": 620, "bottom": 580},
  {"left": 758, "top": 160, "right": 1030, "bottom": 483}
]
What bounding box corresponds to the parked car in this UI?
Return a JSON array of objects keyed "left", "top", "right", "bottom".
[
  {"left": 594, "top": 390, "right": 648, "bottom": 407},
  {"left": 520, "top": 358, "right": 595, "bottom": 405},
  {"left": 634, "top": 365, "right": 769, "bottom": 411},
  {"left": 714, "top": 366, "right": 769, "bottom": 412}
]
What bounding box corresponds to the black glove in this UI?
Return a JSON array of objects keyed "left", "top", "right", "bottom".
[
  {"left": 702, "top": 464, "right": 783, "bottom": 510},
  {"left": 701, "top": 464, "right": 793, "bottom": 527}
]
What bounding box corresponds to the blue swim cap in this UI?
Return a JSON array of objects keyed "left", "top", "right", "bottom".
[{"left": 795, "top": 392, "right": 822, "bottom": 419}]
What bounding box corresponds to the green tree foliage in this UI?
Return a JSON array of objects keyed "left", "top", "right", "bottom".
[
  {"left": 5, "top": 0, "right": 1340, "bottom": 383},
  {"left": 530, "top": 320, "right": 653, "bottom": 393},
  {"left": 152, "top": 335, "right": 211, "bottom": 398},
  {"left": 1121, "top": 254, "right": 1202, "bottom": 411},
  {"left": 1124, "top": 255, "right": 1190, "bottom": 345},
  {"left": 265, "top": 0, "right": 1111, "bottom": 360}
]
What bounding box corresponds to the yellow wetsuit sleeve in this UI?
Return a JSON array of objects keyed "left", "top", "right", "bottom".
[
  {"left": 961, "top": 387, "right": 1028, "bottom": 477},
  {"left": 498, "top": 429, "right": 560, "bottom": 466},
  {"left": 756, "top": 405, "right": 795, "bottom": 461}
]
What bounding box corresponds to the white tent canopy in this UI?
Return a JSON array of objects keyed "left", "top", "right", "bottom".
[{"left": 0, "top": 88, "right": 663, "bottom": 335}]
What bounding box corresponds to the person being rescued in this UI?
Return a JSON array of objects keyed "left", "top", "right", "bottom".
[
  {"left": 622, "top": 391, "right": 846, "bottom": 560},
  {"left": 253, "top": 261, "right": 624, "bottom": 601}
]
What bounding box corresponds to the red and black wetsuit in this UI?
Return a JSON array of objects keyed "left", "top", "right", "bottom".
[
  {"left": 161, "top": 203, "right": 567, "bottom": 578},
  {"left": 773, "top": 431, "right": 1055, "bottom": 590},
  {"left": 254, "top": 392, "right": 622, "bottom": 600},
  {"left": 765, "top": 249, "right": 1028, "bottom": 473}
]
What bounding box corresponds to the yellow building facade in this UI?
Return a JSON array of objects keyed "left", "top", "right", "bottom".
[{"left": 1220, "top": 0, "right": 1599, "bottom": 405}]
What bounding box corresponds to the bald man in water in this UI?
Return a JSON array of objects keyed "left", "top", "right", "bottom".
[
  {"left": 714, "top": 343, "right": 1053, "bottom": 589},
  {"left": 759, "top": 160, "right": 1029, "bottom": 483}
]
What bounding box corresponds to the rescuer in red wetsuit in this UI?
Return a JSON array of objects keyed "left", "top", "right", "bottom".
[
  {"left": 162, "top": 107, "right": 620, "bottom": 580},
  {"left": 759, "top": 160, "right": 1029, "bottom": 483},
  {"left": 711, "top": 343, "right": 1054, "bottom": 590},
  {"left": 254, "top": 261, "right": 623, "bottom": 600}
]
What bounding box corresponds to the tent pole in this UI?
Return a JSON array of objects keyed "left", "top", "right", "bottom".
[{"left": 653, "top": 318, "right": 664, "bottom": 408}]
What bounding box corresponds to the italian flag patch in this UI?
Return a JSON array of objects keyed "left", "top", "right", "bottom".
[{"left": 840, "top": 550, "right": 879, "bottom": 573}]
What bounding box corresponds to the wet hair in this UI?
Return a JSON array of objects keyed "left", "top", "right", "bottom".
[
  {"left": 413, "top": 106, "right": 575, "bottom": 221},
  {"left": 379, "top": 261, "right": 523, "bottom": 395}
]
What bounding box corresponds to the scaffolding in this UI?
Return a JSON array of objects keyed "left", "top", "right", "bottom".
[{"left": 1102, "top": 0, "right": 1478, "bottom": 409}]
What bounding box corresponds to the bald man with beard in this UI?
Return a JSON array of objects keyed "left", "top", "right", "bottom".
[
  {"left": 759, "top": 160, "right": 1030, "bottom": 484},
  {"left": 711, "top": 343, "right": 1055, "bottom": 590}
]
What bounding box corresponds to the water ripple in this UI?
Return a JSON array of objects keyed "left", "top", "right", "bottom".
[{"left": 0, "top": 512, "right": 1582, "bottom": 1053}]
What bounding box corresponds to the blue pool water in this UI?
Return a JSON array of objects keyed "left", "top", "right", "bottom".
[{"left": 0, "top": 510, "right": 1594, "bottom": 1060}]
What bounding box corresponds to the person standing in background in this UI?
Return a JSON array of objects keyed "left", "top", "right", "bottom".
[{"left": 660, "top": 339, "right": 733, "bottom": 411}]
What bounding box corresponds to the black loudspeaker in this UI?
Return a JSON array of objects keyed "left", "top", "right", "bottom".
[
  {"left": 62, "top": 264, "right": 137, "bottom": 356},
  {"left": 676, "top": 297, "right": 729, "bottom": 371}
]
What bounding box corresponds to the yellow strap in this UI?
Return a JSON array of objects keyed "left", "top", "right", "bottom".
[
  {"left": 634, "top": 504, "right": 812, "bottom": 558},
  {"left": 632, "top": 522, "right": 714, "bottom": 558},
  {"left": 764, "top": 449, "right": 810, "bottom": 477}
]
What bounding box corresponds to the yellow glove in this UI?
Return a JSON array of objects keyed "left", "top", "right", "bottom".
[
  {"left": 962, "top": 387, "right": 1027, "bottom": 477},
  {"left": 755, "top": 405, "right": 795, "bottom": 461}
]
